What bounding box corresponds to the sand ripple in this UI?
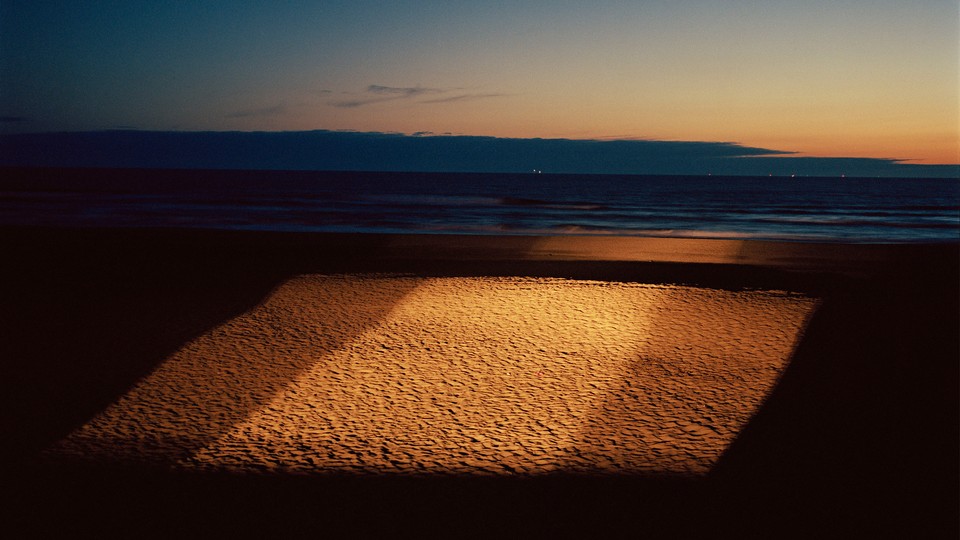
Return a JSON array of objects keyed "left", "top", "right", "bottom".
[{"left": 45, "top": 275, "right": 817, "bottom": 476}]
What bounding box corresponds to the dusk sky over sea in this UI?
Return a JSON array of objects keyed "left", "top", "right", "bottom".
[{"left": 1, "top": 1, "right": 957, "bottom": 175}]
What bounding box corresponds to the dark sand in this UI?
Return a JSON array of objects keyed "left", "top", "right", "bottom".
[{"left": 1, "top": 227, "right": 957, "bottom": 538}]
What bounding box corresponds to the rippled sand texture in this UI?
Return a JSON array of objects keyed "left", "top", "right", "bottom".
[{"left": 45, "top": 275, "right": 817, "bottom": 476}]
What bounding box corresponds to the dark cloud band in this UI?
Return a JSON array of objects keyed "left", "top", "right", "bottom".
[{"left": 1, "top": 130, "right": 955, "bottom": 177}]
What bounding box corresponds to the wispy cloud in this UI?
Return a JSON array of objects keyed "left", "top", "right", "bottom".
[
  {"left": 226, "top": 104, "right": 286, "bottom": 118},
  {"left": 329, "top": 85, "right": 505, "bottom": 108},
  {"left": 419, "top": 93, "right": 508, "bottom": 104},
  {"left": 0, "top": 116, "right": 29, "bottom": 123},
  {"left": 330, "top": 85, "right": 441, "bottom": 108},
  {"left": 366, "top": 85, "right": 440, "bottom": 97},
  {"left": 329, "top": 99, "right": 379, "bottom": 109}
]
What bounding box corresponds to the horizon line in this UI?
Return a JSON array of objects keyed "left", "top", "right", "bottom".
[{"left": 5, "top": 127, "right": 960, "bottom": 166}]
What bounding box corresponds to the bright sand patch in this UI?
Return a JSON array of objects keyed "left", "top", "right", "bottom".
[{"left": 45, "top": 275, "right": 817, "bottom": 476}]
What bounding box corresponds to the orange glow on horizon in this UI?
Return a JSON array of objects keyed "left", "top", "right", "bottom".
[{"left": 289, "top": 101, "right": 959, "bottom": 166}]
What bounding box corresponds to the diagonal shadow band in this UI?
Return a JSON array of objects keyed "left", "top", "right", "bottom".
[
  {"left": 0, "top": 228, "right": 462, "bottom": 463},
  {"left": 0, "top": 230, "right": 284, "bottom": 462},
  {"left": 44, "top": 275, "right": 427, "bottom": 465}
]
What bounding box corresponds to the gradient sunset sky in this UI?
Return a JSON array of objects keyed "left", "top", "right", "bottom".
[{"left": 2, "top": 1, "right": 957, "bottom": 165}]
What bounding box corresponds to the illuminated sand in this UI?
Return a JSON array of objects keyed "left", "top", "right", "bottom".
[{"left": 45, "top": 275, "right": 817, "bottom": 476}]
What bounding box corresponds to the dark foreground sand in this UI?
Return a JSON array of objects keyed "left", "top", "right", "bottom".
[{"left": 1, "top": 227, "right": 957, "bottom": 538}]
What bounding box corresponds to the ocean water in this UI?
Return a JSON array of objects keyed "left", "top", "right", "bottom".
[{"left": 1, "top": 168, "right": 958, "bottom": 243}]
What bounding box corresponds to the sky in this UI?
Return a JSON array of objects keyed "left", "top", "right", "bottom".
[{"left": 1, "top": 1, "right": 958, "bottom": 168}]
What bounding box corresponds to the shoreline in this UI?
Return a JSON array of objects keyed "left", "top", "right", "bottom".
[
  {"left": 2, "top": 226, "right": 957, "bottom": 537},
  {"left": 4, "top": 224, "right": 956, "bottom": 273}
]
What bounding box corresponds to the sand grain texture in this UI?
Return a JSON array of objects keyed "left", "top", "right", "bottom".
[{"left": 44, "top": 274, "right": 816, "bottom": 476}]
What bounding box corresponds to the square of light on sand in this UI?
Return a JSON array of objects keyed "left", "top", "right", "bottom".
[{"left": 45, "top": 275, "right": 818, "bottom": 476}]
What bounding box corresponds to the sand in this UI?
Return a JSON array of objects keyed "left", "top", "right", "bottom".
[
  {"left": 2, "top": 227, "right": 956, "bottom": 538},
  {"left": 43, "top": 275, "right": 816, "bottom": 476}
]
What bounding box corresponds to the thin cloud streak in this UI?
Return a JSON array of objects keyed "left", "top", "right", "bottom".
[
  {"left": 330, "top": 85, "right": 442, "bottom": 108},
  {"left": 420, "top": 93, "right": 509, "bottom": 104},
  {"left": 366, "top": 85, "right": 441, "bottom": 97},
  {"left": 329, "top": 85, "right": 505, "bottom": 108}
]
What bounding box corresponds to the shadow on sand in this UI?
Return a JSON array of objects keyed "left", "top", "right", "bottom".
[
  {"left": 707, "top": 253, "right": 959, "bottom": 538},
  {"left": 2, "top": 227, "right": 956, "bottom": 538}
]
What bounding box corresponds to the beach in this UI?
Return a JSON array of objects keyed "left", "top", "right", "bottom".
[
  {"left": 41, "top": 274, "right": 817, "bottom": 477},
  {"left": 2, "top": 227, "right": 957, "bottom": 537}
]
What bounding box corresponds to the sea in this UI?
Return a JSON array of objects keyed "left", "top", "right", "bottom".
[{"left": 1, "top": 168, "right": 958, "bottom": 243}]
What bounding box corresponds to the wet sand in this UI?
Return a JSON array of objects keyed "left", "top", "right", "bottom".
[{"left": 1, "top": 227, "right": 957, "bottom": 538}]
